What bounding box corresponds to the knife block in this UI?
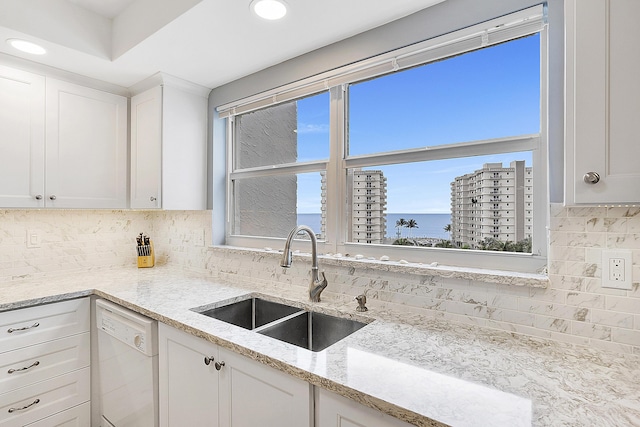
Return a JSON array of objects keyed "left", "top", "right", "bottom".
[{"left": 137, "top": 241, "right": 155, "bottom": 268}]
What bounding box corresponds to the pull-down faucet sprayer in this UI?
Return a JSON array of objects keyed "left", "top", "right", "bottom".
[{"left": 280, "top": 225, "right": 328, "bottom": 302}]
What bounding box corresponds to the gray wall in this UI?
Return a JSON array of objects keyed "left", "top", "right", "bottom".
[{"left": 208, "top": 0, "right": 565, "bottom": 232}]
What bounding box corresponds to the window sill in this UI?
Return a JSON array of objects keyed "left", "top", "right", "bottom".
[{"left": 210, "top": 245, "right": 549, "bottom": 289}]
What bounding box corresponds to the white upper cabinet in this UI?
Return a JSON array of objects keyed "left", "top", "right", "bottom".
[
  {"left": 0, "top": 66, "right": 45, "bottom": 207},
  {"left": 0, "top": 65, "right": 127, "bottom": 209},
  {"left": 45, "top": 79, "right": 128, "bottom": 208},
  {"left": 130, "top": 76, "right": 209, "bottom": 209},
  {"left": 565, "top": 0, "right": 640, "bottom": 204},
  {"left": 131, "top": 86, "right": 163, "bottom": 209}
]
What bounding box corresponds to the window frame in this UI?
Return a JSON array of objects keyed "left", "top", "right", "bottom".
[{"left": 220, "top": 6, "right": 548, "bottom": 273}]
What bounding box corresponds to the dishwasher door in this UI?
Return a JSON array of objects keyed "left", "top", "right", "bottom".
[{"left": 96, "top": 299, "right": 159, "bottom": 427}]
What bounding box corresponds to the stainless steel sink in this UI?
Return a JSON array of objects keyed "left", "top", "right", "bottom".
[
  {"left": 257, "top": 311, "right": 367, "bottom": 352},
  {"left": 195, "top": 297, "right": 303, "bottom": 330},
  {"left": 192, "top": 297, "right": 368, "bottom": 351}
]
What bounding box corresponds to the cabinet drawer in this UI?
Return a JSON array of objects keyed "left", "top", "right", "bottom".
[
  {"left": 0, "top": 367, "right": 89, "bottom": 427},
  {"left": 0, "top": 299, "right": 89, "bottom": 353},
  {"left": 0, "top": 332, "right": 90, "bottom": 392},
  {"left": 24, "top": 402, "right": 90, "bottom": 427}
]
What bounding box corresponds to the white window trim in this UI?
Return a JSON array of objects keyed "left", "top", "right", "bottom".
[{"left": 222, "top": 5, "right": 549, "bottom": 274}]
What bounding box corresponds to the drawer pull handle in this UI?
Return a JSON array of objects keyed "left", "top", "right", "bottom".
[
  {"left": 204, "top": 356, "right": 215, "bottom": 365},
  {"left": 215, "top": 361, "right": 225, "bottom": 371},
  {"left": 8, "top": 398, "right": 40, "bottom": 413},
  {"left": 8, "top": 360, "right": 40, "bottom": 374},
  {"left": 7, "top": 322, "right": 40, "bottom": 333}
]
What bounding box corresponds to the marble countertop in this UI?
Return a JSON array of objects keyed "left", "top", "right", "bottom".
[{"left": 1, "top": 266, "right": 638, "bottom": 427}]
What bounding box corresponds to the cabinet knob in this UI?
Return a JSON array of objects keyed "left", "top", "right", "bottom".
[
  {"left": 204, "top": 356, "right": 215, "bottom": 366},
  {"left": 150, "top": 196, "right": 157, "bottom": 202},
  {"left": 215, "top": 361, "right": 225, "bottom": 371},
  {"left": 35, "top": 195, "right": 42, "bottom": 200},
  {"left": 49, "top": 195, "right": 57, "bottom": 200},
  {"left": 583, "top": 172, "right": 600, "bottom": 184}
]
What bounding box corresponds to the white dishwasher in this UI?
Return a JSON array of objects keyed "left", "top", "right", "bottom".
[{"left": 96, "top": 299, "right": 159, "bottom": 427}]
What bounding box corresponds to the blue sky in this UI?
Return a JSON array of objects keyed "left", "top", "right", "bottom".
[{"left": 295, "top": 34, "right": 540, "bottom": 214}]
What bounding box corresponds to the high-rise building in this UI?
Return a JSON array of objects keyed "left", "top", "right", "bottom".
[
  {"left": 350, "top": 170, "right": 387, "bottom": 244},
  {"left": 450, "top": 161, "right": 532, "bottom": 248},
  {"left": 321, "top": 169, "right": 387, "bottom": 244}
]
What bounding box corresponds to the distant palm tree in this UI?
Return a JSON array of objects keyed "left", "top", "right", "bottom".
[
  {"left": 443, "top": 223, "right": 451, "bottom": 235},
  {"left": 443, "top": 223, "right": 452, "bottom": 244},
  {"left": 406, "top": 219, "right": 418, "bottom": 237},
  {"left": 395, "top": 218, "right": 407, "bottom": 238}
]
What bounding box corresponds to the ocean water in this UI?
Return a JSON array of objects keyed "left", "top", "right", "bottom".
[{"left": 297, "top": 213, "right": 451, "bottom": 239}]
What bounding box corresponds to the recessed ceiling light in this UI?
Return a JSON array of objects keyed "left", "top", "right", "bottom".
[
  {"left": 251, "top": 0, "right": 287, "bottom": 20},
  {"left": 6, "top": 38, "right": 46, "bottom": 55}
]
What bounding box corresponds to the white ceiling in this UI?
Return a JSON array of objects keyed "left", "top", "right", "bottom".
[
  {"left": 0, "top": 0, "right": 445, "bottom": 90},
  {"left": 68, "top": 0, "right": 136, "bottom": 19}
]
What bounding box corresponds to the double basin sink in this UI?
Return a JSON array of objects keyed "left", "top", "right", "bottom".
[{"left": 192, "top": 297, "right": 368, "bottom": 352}]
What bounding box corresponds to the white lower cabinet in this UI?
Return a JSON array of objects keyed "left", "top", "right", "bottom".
[
  {"left": 0, "top": 367, "right": 90, "bottom": 427},
  {"left": 24, "top": 402, "right": 90, "bottom": 427},
  {"left": 159, "top": 323, "right": 312, "bottom": 427},
  {"left": 0, "top": 298, "right": 90, "bottom": 351},
  {"left": 159, "top": 323, "right": 219, "bottom": 426},
  {"left": 217, "top": 347, "right": 312, "bottom": 427},
  {"left": 316, "top": 388, "right": 413, "bottom": 427},
  {"left": 0, "top": 299, "right": 90, "bottom": 427},
  {"left": 0, "top": 333, "right": 90, "bottom": 392}
]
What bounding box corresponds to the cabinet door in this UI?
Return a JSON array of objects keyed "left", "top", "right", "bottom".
[
  {"left": 0, "top": 66, "right": 45, "bottom": 207},
  {"left": 161, "top": 84, "right": 208, "bottom": 210},
  {"left": 131, "top": 86, "right": 162, "bottom": 209},
  {"left": 316, "top": 388, "right": 412, "bottom": 427},
  {"left": 45, "top": 79, "right": 127, "bottom": 208},
  {"left": 566, "top": 0, "right": 640, "bottom": 203},
  {"left": 158, "top": 323, "right": 219, "bottom": 427},
  {"left": 217, "top": 347, "right": 312, "bottom": 427}
]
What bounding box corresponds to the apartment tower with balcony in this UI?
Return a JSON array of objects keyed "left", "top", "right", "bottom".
[
  {"left": 321, "top": 169, "right": 387, "bottom": 244},
  {"left": 450, "top": 161, "right": 532, "bottom": 248}
]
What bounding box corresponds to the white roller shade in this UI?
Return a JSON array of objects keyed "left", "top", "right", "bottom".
[{"left": 217, "top": 5, "right": 545, "bottom": 118}]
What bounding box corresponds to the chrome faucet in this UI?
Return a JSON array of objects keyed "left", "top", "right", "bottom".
[{"left": 280, "top": 225, "right": 328, "bottom": 302}]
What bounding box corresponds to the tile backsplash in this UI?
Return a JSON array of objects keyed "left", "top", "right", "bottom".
[
  {"left": 0, "top": 209, "right": 211, "bottom": 281},
  {"left": 1, "top": 205, "right": 638, "bottom": 354}
]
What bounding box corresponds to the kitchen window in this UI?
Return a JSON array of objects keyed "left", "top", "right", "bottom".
[
  {"left": 219, "top": 6, "right": 548, "bottom": 273},
  {"left": 228, "top": 92, "right": 329, "bottom": 239}
]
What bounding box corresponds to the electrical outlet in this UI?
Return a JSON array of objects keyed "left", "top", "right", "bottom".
[
  {"left": 602, "top": 250, "right": 632, "bottom": 290},
  {"left": 26, "top": 230, "right": 41, "bottom": 248}
]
